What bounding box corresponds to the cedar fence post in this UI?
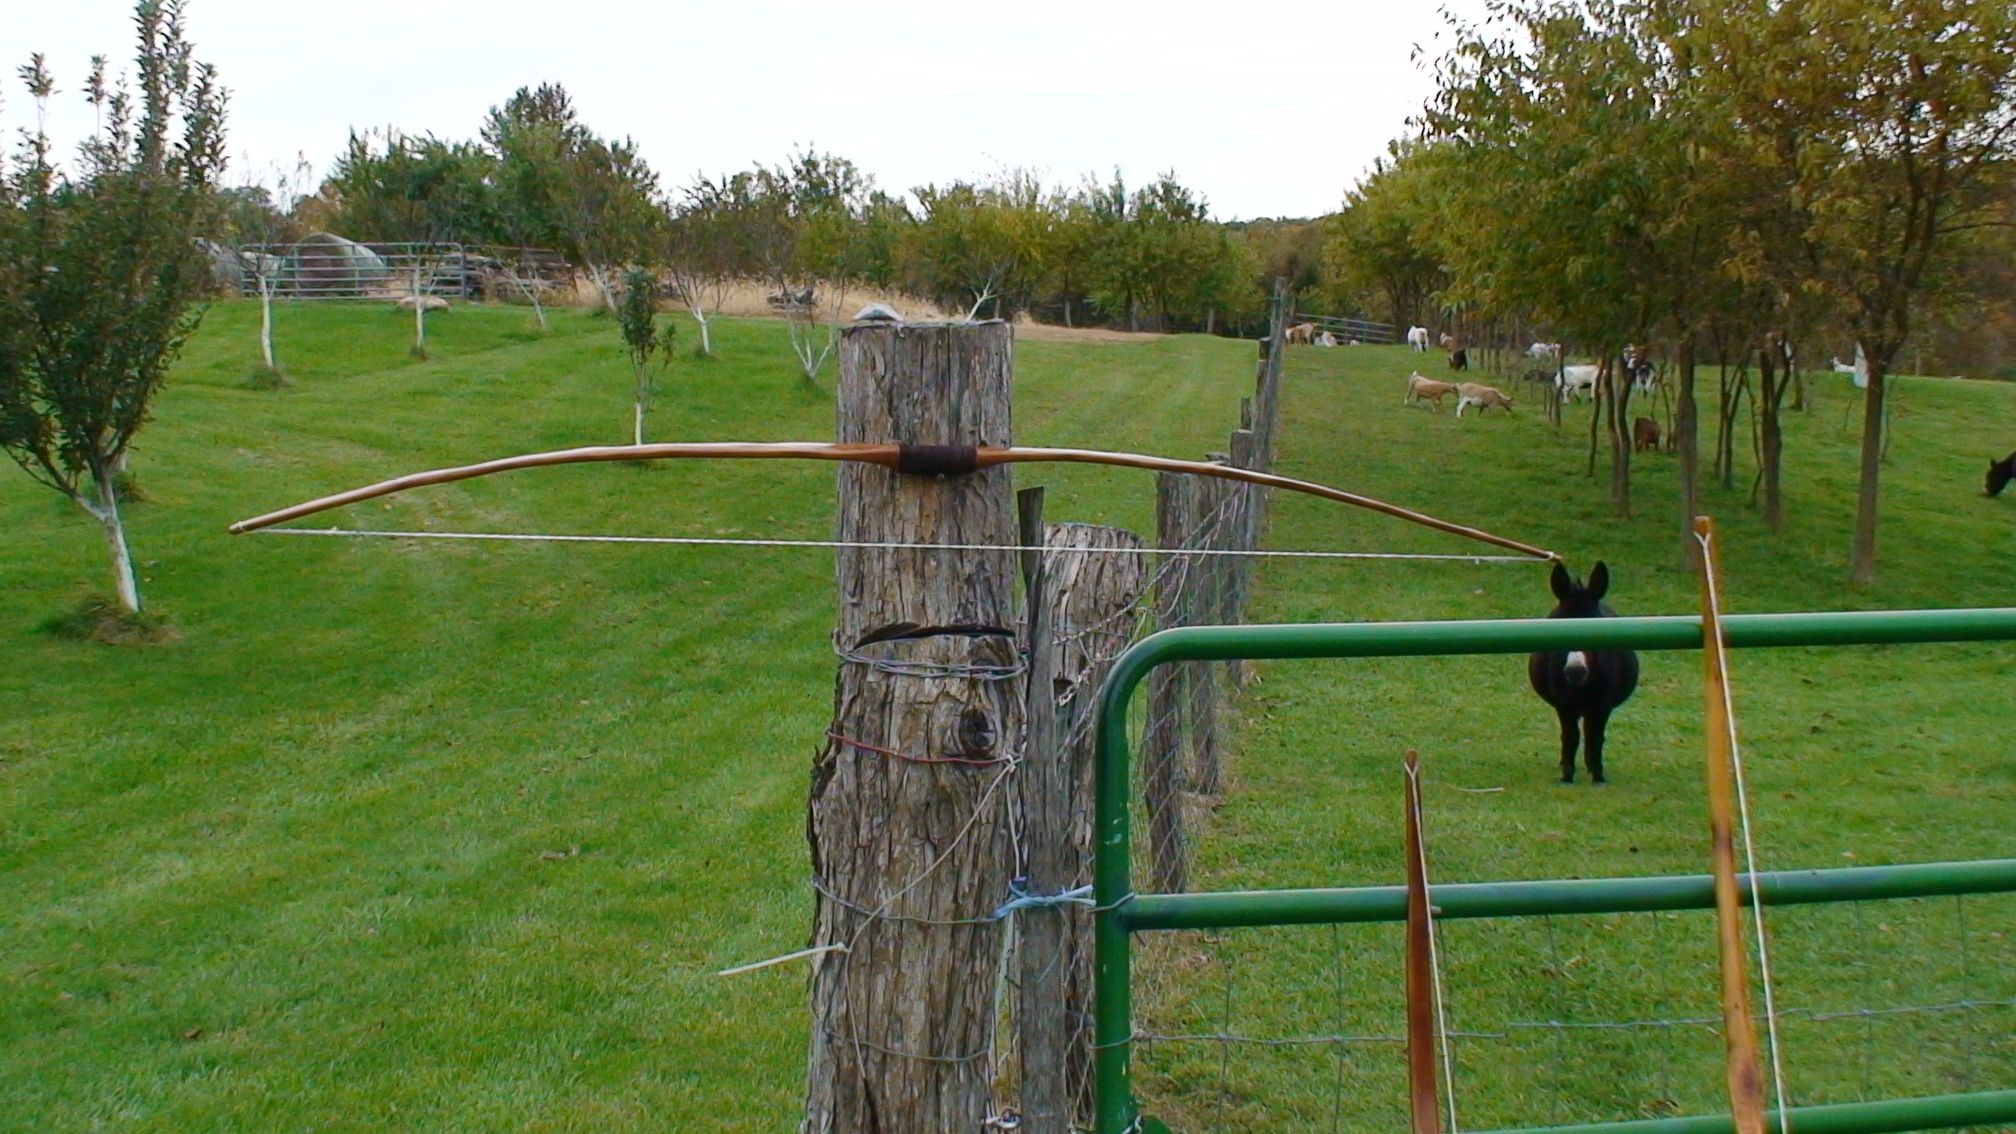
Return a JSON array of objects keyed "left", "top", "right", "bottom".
[
  {"left": 806, "top": 320, "right": 1021, "bottom": 1133},
  {"left": 1040, "top": 522, "right": 1147, "bottom": 1126}
]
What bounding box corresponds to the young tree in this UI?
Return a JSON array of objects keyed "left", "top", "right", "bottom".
[
  {"left": 616, "top": 268, "right": 673, "bottom": 444},
  {"left": 664, "top": 181, "right": 741, "bottom": 356},
  {"left": 220, "top": 158, "right": 310, "bottom": 385},
  {"left": 0, "top": 2, "right": 228, "bottom": 613},
  {"left": 744, "top": 150, "right": 870, "bottom": 382}
]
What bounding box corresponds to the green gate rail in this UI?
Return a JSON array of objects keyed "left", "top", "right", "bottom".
[{"left": 1091, "top": 608, "right": 2016, "bottom": 1134}]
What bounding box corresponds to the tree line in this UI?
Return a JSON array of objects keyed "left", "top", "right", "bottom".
[{"left": 239, "top": 85, "right": 1309, "bottom": 362}]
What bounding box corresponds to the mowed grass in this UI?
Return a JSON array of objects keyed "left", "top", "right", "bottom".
[
  {"left": 1131, "top": 347, "right": 2016, "bottom": 1131},
  {"left": 0, "top": 303, "right": 2010, "bottom": 1132}
]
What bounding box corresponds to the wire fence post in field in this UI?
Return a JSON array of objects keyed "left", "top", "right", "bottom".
[
  {"left": 1031, "top": 520, "right": 1148, "bottom": 1129},
  {"left": 1145, "top": 471, "right": 1198, "bottom": 894},
  {"left": 806, "top": 320, "right": 1022, "bottom": 1133},
  {"left": 1016, "top": 487, "right": 1069, "bottom": 1134}
]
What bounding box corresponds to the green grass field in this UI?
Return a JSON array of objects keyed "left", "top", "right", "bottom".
[{"left": 2, "top": 301, "right": 2009, "bottom": 1132}]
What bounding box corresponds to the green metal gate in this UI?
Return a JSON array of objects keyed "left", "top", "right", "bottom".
[{"left": 1091, "top": 608, "right": 2016, "bottom": 1134}]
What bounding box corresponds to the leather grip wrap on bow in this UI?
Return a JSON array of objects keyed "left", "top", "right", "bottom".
[
  {"left": 227, "top": 440, "right": 1561, "bottom": 563},
  {"left": 894, "top": 444, "right": 980, "bottom": 476}
]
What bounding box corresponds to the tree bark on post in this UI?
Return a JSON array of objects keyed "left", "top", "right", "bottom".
[
  {"left": 1028, "top": 521, "right": 1145, "bottom": 1132},
  {"left": 1226, "top": 427, "right": 1261, "bottom": 689},
  {"left": 1144, "top": 472, "right": 1196, "bottom": 894},
  {"left": 1187, "top": 470, "right": 1226, "bottom": 796},
  {"left": 807, "top": 320, "right": 1022, "bottom": 1134},
  {"left": 1016, "top": 488, "right": 1067, "bottom": 1134}
]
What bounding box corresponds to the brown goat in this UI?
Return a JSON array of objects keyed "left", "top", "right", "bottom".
[
  {"left": 1633, "top": 416, "right": 1662, "bottom": 452},
  {"left": 1405, "top": 372, "right": 1461, "bottom": 412},
  {"left": 1455, "top": 382, "right": 1513, "bottom": 417}
]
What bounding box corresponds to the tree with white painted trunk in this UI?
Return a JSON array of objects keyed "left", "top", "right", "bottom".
[
  {"left": 664, "top": 182, "right": 739, "bottom": 357},
  {"left": 220, "top": 159, "right": 310, "bottom": 385},
  {"left": 0, "top": 1, "right": 227, "bottom": 614}
]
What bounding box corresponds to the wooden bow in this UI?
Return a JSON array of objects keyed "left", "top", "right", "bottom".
[{"left": 227, "top": 441, "right": 1560, "bottom": 562}]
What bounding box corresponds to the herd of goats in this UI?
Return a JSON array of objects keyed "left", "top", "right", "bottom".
[{"left": 1292, "top": 320, "right": 2016, "bottom": 499}]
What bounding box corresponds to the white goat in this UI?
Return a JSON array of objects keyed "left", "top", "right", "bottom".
[
  {"left": 1557, "top": 364, "right": 1600, "bottom": 402},
  {"left": 1407, "top": 326, "right": 1431, "bottom": 351},
  {"left": 1831, "top": 346, "right": 1870, "bottom": 389}
]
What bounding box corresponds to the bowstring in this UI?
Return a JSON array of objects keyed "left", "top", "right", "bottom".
[{"left": 245, "top": 526, "right": 1544, "bottom": 563}]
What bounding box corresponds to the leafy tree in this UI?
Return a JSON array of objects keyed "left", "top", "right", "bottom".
[
  {"left": 324, "top": 130, "right": 502, "bottom": 244},
  {"left": 1321, "top": 146, "right": 1449, "bottom": 331},
  {"left": 1691, "top": 0, "right": 2016, "bottom": 583},
  {"left": 904, "top": 173, "right": 1051, "bottom": 319},
  {"left": 0, "top": 1, "right": 228, "bottom": 614},
  {"left": 664, "top": 181, "right": 743, "bottom": 356},
  {"left": 742, "top": 150, "right": 871, "bottom": 382},
  {"left": 616, "top": 269, "right": 673, "bottom": 444},
  {"left": 484, "top": 84, "right": 662, "bottom": 311}
]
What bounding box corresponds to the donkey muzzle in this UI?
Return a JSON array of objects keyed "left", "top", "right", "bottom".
[{"left": 1564, "top": 651, "right": 1590, "bottom": 686}]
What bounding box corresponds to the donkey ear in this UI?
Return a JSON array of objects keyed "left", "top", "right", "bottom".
[
  {"left": 1587, "top": 562, "right": 1611, "bottom": 600},
  {"left": 1550, "top": 563, "right": 1574, "bottom": 601}
]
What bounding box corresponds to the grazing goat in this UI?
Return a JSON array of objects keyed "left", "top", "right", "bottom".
[
  {"left": 1407, "top": 326, "right": 1431, "bottom": 351},
  {"left": 395, "top": 294, "right": 449, "bottom": 313},
  {"left": 1447, "top": 348, "right": 1469, "bottom": 372},
  {"left": 1405, "top": 372, "right": 1461, "bottom": 412},
  {"left": 1988, "top": 451, "right": 2016, "bottom": 497},
  {"left": 1558, "top": 364, "right": 1599, "bottom": 402},
  {"left": 1439, "top": 332, "right": 1459, "bottom": 351},
  {"left": 1831, "top": 346, "right": 1870, "bottom": 389},
  {"left": 1286, "top": 322, "right": 1317, "bottom": 345},
  {"left": 1633, "top": 416, "right": 1662, "bottom": 452},
  {"left": 1454, "top": 382, "right": 1513, "bottom": 416},
  {"left": 1624, "top": 346, "right": 1656, "bottom": 392},
  {"left": 1528, "top": 563, "right": 1639, "bottom": 784}
]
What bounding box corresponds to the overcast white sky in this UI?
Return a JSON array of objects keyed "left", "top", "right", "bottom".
[{"left": 10, "top": 0, "right": 1492, "bottom": 220}]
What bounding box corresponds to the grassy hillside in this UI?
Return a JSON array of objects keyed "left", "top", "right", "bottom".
[{"left": 1, "top": 303, "right": 2009, "bottom": 1132}]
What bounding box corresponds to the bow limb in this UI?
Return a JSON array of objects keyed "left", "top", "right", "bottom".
[
  {"left": 227, "top": 442, "right": 898, "bottom": 533},
  {"left": 228, "top": 441, "right": 1559, "bottom": 563},
  {"left": 979, "top": 448, "right": 1559, "bottom": 562}
]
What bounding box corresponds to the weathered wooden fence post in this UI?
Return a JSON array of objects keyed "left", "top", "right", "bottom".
[
  {"left": 1144, "top": 472, "right": 1197, "bottom": 893},
  {"left": 1015, "top": 502, "right": 1158, "bottom": 1133},
  {"left": 807, "top": 319, "right": 1021, "bottom": 1133},
  {"left": 1016, "top": 488, "right": 1068, "bottom": 1134},
  {"left": 1039, "top": 522, "right": 1147, "bottom": 1127},
  {"left": 1187, "top": 465, "right": 1228, "bottom": 795}
]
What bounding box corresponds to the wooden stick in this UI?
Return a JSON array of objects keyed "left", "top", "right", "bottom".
[
  {"left": 1403, "top": 749, "right": 1443, "bottom": 1134},
  {"left": 1694, "top": 516, "right": 1768, "bottom": 1134}
]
